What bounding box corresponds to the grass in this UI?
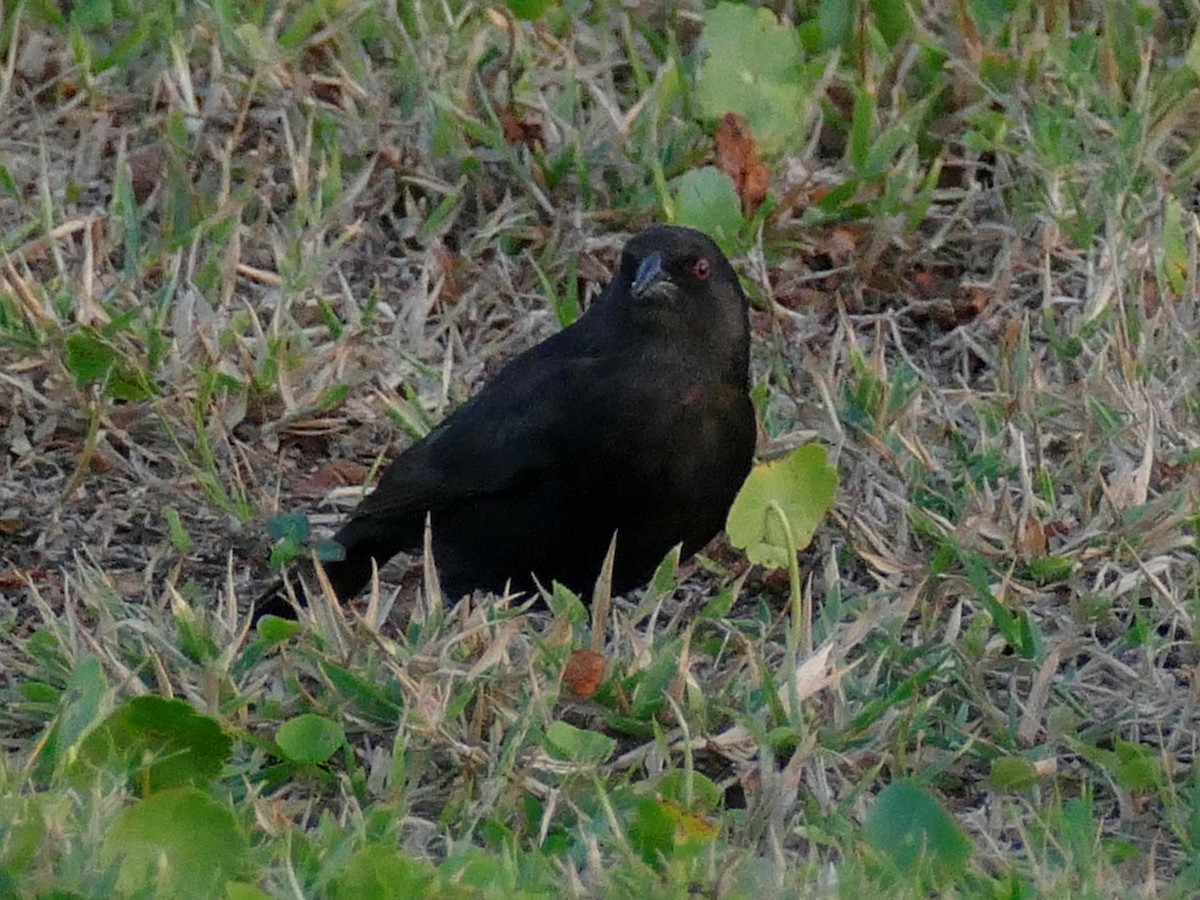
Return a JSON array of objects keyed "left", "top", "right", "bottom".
[{"left": 3, "top": 0, "right": 1200, "bottom": 896}]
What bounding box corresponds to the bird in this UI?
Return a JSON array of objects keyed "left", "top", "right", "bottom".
[{"left": 258, "top": 225, "right": 755, "bottom": 618}]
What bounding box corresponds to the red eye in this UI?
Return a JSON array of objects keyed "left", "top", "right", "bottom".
[{"left": 693, "top": 258, "right": 711, "bottom": 281}]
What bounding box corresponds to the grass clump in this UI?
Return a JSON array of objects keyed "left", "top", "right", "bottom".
[{"left": 3, "top": 0, "right": 1200, "bottom": 896}]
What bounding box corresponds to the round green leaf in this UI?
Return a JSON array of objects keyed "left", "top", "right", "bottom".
[
  {"left": 725, "top": 444, "right": 838, "bottom": 569},
  {"left": 103, "top": 787, "right": 248, "bottom": 899},
  {"left": 276, "top": 713, "right": 345, "bottom": 765},
  {"left": 672, "top": 167, "right": 743, "bottom": 253},
  {"left": 75, "top": 695, "right": 232, "bottom": 792},
  {"left": 863, "top": 780, "right": 972, "bottom": 882},
  {"left": 255, "top": 613, "right": 302, "bottom": 642},
  {"left": 696, "top": 4, "right": 807, "bottom": 155},
  {"left": 333, "top": 844, "right": 436, "bottom": 898}
]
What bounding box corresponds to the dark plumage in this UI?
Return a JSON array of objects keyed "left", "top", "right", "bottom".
[{"left": 261, "top": 225, "right": 755, "bottom": 617}]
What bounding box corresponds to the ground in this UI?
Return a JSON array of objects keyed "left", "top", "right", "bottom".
[{"left": 2, "top": 1, "right": 1200, "bottom": 896}]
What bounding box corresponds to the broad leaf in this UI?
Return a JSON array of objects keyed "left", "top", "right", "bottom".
[{"left": 726, "top": 444, "right": 838, "bottom": 569}]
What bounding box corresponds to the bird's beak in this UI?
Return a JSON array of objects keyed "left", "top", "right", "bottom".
[{"left": 631, "top": 252, "right": 668, "bottom": 299}]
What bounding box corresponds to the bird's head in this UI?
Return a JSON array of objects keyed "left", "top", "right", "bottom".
[{"left": 615, "top": 225, "right": 750, "bottom": 379}]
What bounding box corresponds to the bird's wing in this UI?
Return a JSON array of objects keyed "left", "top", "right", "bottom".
[{"left": 347, "top": 347, "right": 612, "bottom": 523}]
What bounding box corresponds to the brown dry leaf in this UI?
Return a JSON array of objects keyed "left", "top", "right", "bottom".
[
  {"left": 912, "top": 268, "right": 937, "bottom": 297},
  {"left": 791, "top": 642, "right": 838, "bottom": 702},
  {"left": 1142, "top": 276, "right": 1161, "bottom": 318},
  {"left": 952, "top": 0, "right": 985, "bottom": 69},
  {"left": 293, "top": 460, "right": 371, "bottom": 499},
  {"left": 960, "top": 284, "right": 992, "bottom": 319},
  {"left": 714, "top": 112, "right": 770, "bottom": 216},
  {"left": 0, "top": 566, "right": 28, "bottom": 589},
  {"left": 807, "top": 184, "right": 831, "bottom": 205},
  {"left": 1033, "top": 758, "right": 1058, "bottom": 778},
  {"left": 1017, "top": 516, "right": 1047, "bottom": 559},
  {"left": 819, "top": 226, "right": 860, "bottom": 265},
  {"left": 127, "top": 149, "right": 163, "bottom": 203},
  {"left": 499, "top": 105, "right": 544, "bottom": 151},
  {"left": 437, "top": 246, "right": 463, "bottom": 305},
  {"left": 310, "top": 75, "right": 345, "bottom": 108},
  {"left": 562, "top": 648, "right": 606, "bottom": 698},
  {"left": 467, "top": 617, "right": 525, "bottom": 678}
]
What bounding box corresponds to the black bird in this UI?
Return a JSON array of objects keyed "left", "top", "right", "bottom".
[{"left": 261, "top": 225, "right": 755, "bottom": 617}]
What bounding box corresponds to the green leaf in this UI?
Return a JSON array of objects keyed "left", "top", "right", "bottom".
[
  {"left": 276, "top": 713, "right": 346, "bottom": 765},
  {"left": 75, "top": 696, "right": 232, "bottom": 793},
  {"left": 314, "top": 539, "right": 346, "bottom": 561},
  {"left": 316, "top": 659, "right": 405, "bottom": 724},
  {"left": 1023, "top": 555, "right": 1073, "bottom": 583},
  {"left": 988, "top": 756, "right": 1039, "bottom": 791},
  {"left": 255, "top": 614, "right": 302, "bottom": 642},
  {"left": 628, "top": 638, "right": 681, "bottom": 721},
  {"left": 672, "top": 167, "right": 743, "bottom": 253},
  {"left": 725, "top": 444, "right": 838, "bottom": 569},
  {"left": 65, "top": 330, "right": 116, "bottom": 386},
  {"left": 695, "top": 587, "right": 735, "bottom": 621},
  {"left": 543, "top": 721, "right": 616, "bottom": 764},
  {"left": 818, "top": 0, "right": 853, "bottom": 49},
  {"left": 548, "top": 581, "right": 589, "bottom": 626},
  {"left": 506, "top": 0, "right": 552, "bottom": 20},
  {"left": 33, "top": 654, "right": 107, "bottom": 781},
  {"left": 57, "top": 654, "right": 109, "bottom": 754},
  {"left": 103, "top": 787, "right": 248, "bottom": 899},
  {"left": 419, "top": 179, "right": 465, "bottom": 240},
  {"left": 648, "top": 544, "right": 681, "bottom": 597},
  {"left": 628, "top": 797, "right": 676, "bottom": 867},
  {"left": 1113, "top": 739, "right": 1164, "bottom": 792},
  {"left": 175, "top": 603, "right": 220, "bottom": 664},
  {"left": 267, "top": 511, "right": 314, "bottom": 567},
  {"left": 871, "top": 0, "right": 915, "bottom": 46},
  {"left": 314, "top": 383, "right": 350, "bottom": 413},
  {"left": 233, "top": 22, "right": 278, "bottom": 66},
  {"left": 266, "top": 511, "right": 310, "bottom": 544},
  {"left": 70, "top": 0, "right": 114, "bottom": 28},
  {"left": 20, "top": 681, "right": 60, "bottom": 704},
  {"left": 0, "top": 164, "right": 17, "bottom": 200},
  {"left": 1161, "top": 194, "right": 1188, "bottom": 296},
  {"left": 696, "top": 3, "right": 807, "bottom": 155},
  {"left": 658, "top": 770, "right": 722, "bottom": 812},
  {"left": 333, "top": 844, "right": 436, "bottom": 898},
  {"left": 864, "top": 780, "right": 972, "bottom": 883},
  {"left": 164, "top": 506, "right": 193, "bottom": 553},
  {"left": 848, "top": 87, "right": 875, "bottom": 172}
]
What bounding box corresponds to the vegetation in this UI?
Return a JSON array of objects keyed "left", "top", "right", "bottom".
[{"left": 2, "top": 0, "right": 1199, "bottom": 895}]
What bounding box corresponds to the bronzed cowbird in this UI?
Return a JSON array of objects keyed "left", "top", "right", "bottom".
[{"left": 261, "top": 225, "right": 755, "bottom": 616}]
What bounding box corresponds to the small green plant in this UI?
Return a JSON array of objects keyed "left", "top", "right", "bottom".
[
  {"left": 266, "top": 511, "right": 345, "bottom": 569},
  {"left": 863, "top": 780, "right": 973, "bottom": 889},
  {"left": 726, "top": 444, "right": 838, "bottom": 654}
]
